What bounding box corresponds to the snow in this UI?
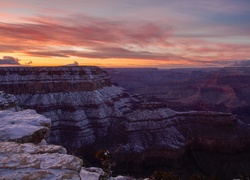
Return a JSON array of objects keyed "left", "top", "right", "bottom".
[
  {"left": 0, "top": 109, "right": 51, "bottom": 142},
  {"left": 80, "top": 167, "right": 137, "bottom": 180},
  {"left": 80, "top": 167, "right": 104, "bottom": 180}
]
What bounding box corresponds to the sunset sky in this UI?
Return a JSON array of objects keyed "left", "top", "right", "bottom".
[{"left": 0, "top": 0, "right": 250, "bottom": 68}]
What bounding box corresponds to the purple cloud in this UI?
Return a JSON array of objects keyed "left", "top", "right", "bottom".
[{"left": 0, "top": 56, "right": 20, "bottom": 65}]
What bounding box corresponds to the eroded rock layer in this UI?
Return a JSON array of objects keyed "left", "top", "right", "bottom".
[{"left": 0, "top": 91, "right": 16, "bottom": 110}]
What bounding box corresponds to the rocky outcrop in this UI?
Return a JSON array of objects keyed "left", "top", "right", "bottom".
[
  {"left": 0, "top": 142, "right": 84, "bottom": 180},
  {"left": 1, "top": 67, "right": 250, "bottom": 179},
  {"left": 0, "top": 92, "right": 51, "bottom": 143},
  {"left": 80, "top": 167, "right": 134, "bottom": 180},
  {"left": 0, "top": 92, "right": 85, "bottom": 179},
  {"left": 0, "top": 91, "right": 16, "bottom": 110}
]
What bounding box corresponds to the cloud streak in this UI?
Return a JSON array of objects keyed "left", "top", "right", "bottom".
[{"left": 0, "top": 16, "right": 171, "bottom": 47}]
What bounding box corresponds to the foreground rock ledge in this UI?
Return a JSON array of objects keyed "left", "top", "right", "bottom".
[
  {"left": 0, "top": 142, "right": 83, "bottom": 180},
  {"left": 0, "top": 109, "right": 51, "bottom": 143}
]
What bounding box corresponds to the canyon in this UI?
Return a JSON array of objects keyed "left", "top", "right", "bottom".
[
  {"left": 1, "top": 66, "right": 250, "bottom": 179},
  {"left": 105, "top": 67, "right": 250, "bottom": 122},
  {"left": 0, "top": 91, "right": 131, "bottom": 179}
]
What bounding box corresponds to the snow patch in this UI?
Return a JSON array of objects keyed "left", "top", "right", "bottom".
[{"left": 0, "top": 109, "right": 50, "bottom": 142}]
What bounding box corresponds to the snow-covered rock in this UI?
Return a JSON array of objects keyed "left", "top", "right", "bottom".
[
  {"left": 80, "top": 167, "right": 104, "bottom": 180},
  {"left": 80, "top": 167, "right": 136, "bottom": 180},
  {"left": 0, "top": 109, "right": 51, "bottom": 143},
  {"left": 0, "top": 142, "right": 83, "bottom": 180}
]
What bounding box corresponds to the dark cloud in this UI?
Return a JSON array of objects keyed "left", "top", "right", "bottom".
[
  {"left": 188, "top": 59, "right": 250, "bottom": 67},
  {"left": 26, "top": 51, "right": 70, "bottom": 58},
  {"left": 0, "top": 56, "right": 20, "bottom": 65},
  {"left": 77, "top": 47, "right": 178, "bottom": 60},
  {"left": 25, "top": 61, "right": 32, "bottom": 65},
  {"left": 25, "top": 47, "right": 186, "bottom": 61},
  {"left": 65, "top": 61, "right": 79, "bottom": 66}
]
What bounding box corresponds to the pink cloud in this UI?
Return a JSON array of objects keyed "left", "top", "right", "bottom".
[{"left": 0, "top": 15, "right": 171, "bottom": 47}]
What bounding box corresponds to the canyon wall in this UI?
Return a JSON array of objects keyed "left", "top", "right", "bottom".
[
  {"left": 1, "top": 66, "right": 250, "bottom": 178},
  {"left": 105, "top": 67, "right": 250, "bottom": 117},
  {"left": 0, "top": 67, "right": 137, "bottom": 148}
]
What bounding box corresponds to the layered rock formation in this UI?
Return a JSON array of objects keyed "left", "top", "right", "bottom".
[
  {"left": 1, "top": 66, "right": 250, "bottom": 179},
  {"left": 0, "top": 91, "right": 16, "bottom": 110},
  {"left": 105, "top": 67, "right": 250, "bottom": 115},
  {"left": 0, "top": 67, "right": 137, "bottom": 148},
  {"left": 111, "top": 104, "right": 250, "bottom": 178}
]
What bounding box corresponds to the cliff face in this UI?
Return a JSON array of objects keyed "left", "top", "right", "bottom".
[
  {"left": 1, "top": 67, "right": 250, "bottom": 178},
  {"left": 0, "top": 67, "right": 137, "bottom": 148},
  {"left": 0, "top": 91, "right": 134, "bottom": 180},
  {"left": 112, "top": 104, "right": 250, "bottom": 177},
  {"left": 0, "top": 91, "right": 16, "bottom": 110},
  {"left": 0, "top": 92, "right": 84, "bottom": 180}
]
